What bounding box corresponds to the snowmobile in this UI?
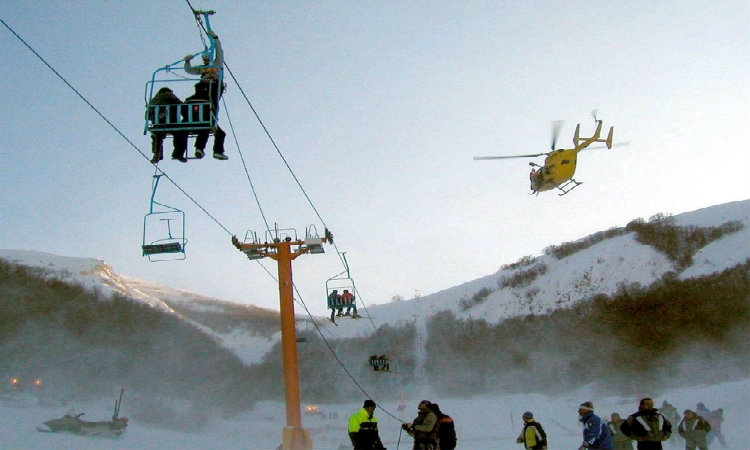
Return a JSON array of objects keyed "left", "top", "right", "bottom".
[{"left": 37, "top": 389, "right": 128, "bottom": 437}]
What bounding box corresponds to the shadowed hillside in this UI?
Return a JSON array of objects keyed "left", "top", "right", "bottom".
[
  {"left": 423, "top": 262, "right": 750, "bottom": 397},
  {"left": 0, "top": 261, "right": 260, "bottom": 428}
]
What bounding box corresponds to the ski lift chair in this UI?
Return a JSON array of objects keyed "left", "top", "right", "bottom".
[
  {"left": 142, "top": 211, "right": 186, "bottom": 261},
  {"left": 144, "top": 72, "right": 218, "bottom": 137},
  {"left": 142, "top": 175, "right": 187, "bottom": 261},
  {"left": 369, "top": 354, "right": 391, "bottom": 372},
  {"left": 326, "top": 276, "right": 356, "bottom": 317}
]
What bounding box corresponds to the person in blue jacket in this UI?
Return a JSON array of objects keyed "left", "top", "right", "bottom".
[{"left": 578, "top": 401, "right": 614, "bottom": 450}]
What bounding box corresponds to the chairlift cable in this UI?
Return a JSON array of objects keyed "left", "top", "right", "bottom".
[
  {"left": 6, "top": 10, "right": 393, "bottom": 383},
  {"left": 178, "top": 5, "right": 321, "bottom": 228},
  {"left": 221, "top": 61, "right": 330, "bottom": 231},
  {"left": 328, "top": 248, "right": 390, "bottom": 354},
  {"left": 187, "top": 6, "right": 384, "bottom": 343},
  {"left": 290, "top": 286, "right": 404, "bottom": 423},
  {"left": 1, "top": 17, "right": 233, "bottom": 238},
  {"left": 184, "top": 0, "right": 330, "bottom": 232},
  {"left": 177, "top": 4, "right": 401, "bottom": 409},
  {"left": 221, "top": 98, "right": 271, "bottom": 231},
  {"left": 6, "top": 8, "right": 348, "bottom": 343}
]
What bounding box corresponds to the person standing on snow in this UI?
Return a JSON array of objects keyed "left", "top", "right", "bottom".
[
  {"left": 678, "top": 409, "right": 711, "bottom": 450},
  {"left": 428, "top": 403, "right": 457, "bottom": 450},
  {"left": 578, "top": 401, "right": 614, "bottom": 450},
  {"left": 516, "top": 411, "right": 548, "bottom": 450},
  {"left": 620, "top": 398, "right": 672, "bottom": 450},
  {"left": 609, "top": 413, "right": 634, "bottom": 450},
  {"left": 403, "top": 400, "right": 439, "bottom": 450},
  {"left": 348, "top": 399, "right": 385, "bottom": 450}
]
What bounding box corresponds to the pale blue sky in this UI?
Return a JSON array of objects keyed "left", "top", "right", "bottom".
[{"left": 2, "top": 1, "right": 748, "bottom": 316}]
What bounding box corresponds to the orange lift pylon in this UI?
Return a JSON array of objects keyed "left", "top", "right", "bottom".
[{"left": 232, "top": 226, "right": 331, "bottom": 450}]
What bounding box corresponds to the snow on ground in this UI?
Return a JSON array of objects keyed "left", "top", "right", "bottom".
[{"left": 1, "top": 379, "right": 748, "bottom": 449}]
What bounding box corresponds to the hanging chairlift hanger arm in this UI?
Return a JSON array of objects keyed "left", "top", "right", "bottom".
[{"left": 188, "top": 10, "right": 219, "bottom": 64}]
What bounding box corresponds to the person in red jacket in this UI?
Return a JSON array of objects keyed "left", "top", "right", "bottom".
[
  {"left": 341, "top": 289, "right": 360, "bottom": 318},
  {"left": 428, "top": 403, "right": 457, "bottom": 450}
]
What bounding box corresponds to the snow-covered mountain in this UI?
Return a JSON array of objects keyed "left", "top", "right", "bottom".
[
  {"left": 2, "top": 199, "right": 748, "bottom": 354},
  {"left": 1, "top": 200, "right": 748, "bottom": 450},
  {"left": 329, "top": 199, "right": 750, "bottom": 339},
  {"left": 0, "top": 249, "right": 282, "bottom": 365}
]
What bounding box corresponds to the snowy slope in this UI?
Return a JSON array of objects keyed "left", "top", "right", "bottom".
[
  {"left": 0, "top": 249, "right": 176, "bottom": 313},
  {"left": 327, "top": 199, "right": 750, "bottom": 339},
  {"left": 0, "top": 249, "right": 281, "bottom": 365},
  {"left": 1, "top": 200, "right": 748, "bottom": 449},
  {"left": 676, "top": 201, "right": 750, "bottom": 279},
  {"left": 2, "top": 199, "right": 748, "bottom": 351}
]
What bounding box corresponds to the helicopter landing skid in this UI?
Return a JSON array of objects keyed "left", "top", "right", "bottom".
[{"left": 557, "top": 179, "right": 583, "bottom": 196}]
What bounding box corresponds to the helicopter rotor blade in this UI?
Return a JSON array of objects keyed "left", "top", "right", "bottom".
[
  {"left": 551, "top": 120, "right": 564, "bottom": 151},
  {"left": 474, "top": 153, "right": 548, "bottom": 160}
]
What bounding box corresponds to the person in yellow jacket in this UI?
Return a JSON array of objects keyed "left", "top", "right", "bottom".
[
  {"left": 348, "top": 399, "right": 385, "bottom": 449},
  {"left": 516, "top": 411, "right": 548, "bottom": 450}
]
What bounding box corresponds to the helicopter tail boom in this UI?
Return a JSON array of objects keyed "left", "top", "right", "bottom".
[
  {"left": 587, "top": 126, "right": 614, "bottom": 149},
  {"left": 573, "top": 121, "right": 613, "bottom": 150}
]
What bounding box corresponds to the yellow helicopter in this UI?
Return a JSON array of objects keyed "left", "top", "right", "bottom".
[{"left": 474, "top": 114, "right": 622, "bottom": 196}]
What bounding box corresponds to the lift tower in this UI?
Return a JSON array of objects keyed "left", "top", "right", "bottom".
[{"left": 232, "top": 226, "right": 330, "bottom": 450}]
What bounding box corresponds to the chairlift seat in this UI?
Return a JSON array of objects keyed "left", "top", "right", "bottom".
[
  {"left": 146, "top": 103, "right": 215, "bottom": 134},
  {"left": 142, "top": 242, "right": 183, "bottom": 256},
  {"left": 327, "top": 296, "right": 356, "bottom": 310},
  {"left": 369, "top": 356, "right": 391, "bottom": 372},
  {"left": 242, "top": 249, "right": 265, "bottom": 260}
]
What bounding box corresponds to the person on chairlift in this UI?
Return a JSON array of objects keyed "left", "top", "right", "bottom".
[
  {"left": 184, "top": 82, "right": 227, "bottom": 160},
  {"left": 184, "top": 29, "right": 227, "bottom": 160},
  {"left": 148, "top": 87, "right": 188, "bottom": 163},
  {"left": 341, "top": 289, "right": 360, "bottom": 318}
]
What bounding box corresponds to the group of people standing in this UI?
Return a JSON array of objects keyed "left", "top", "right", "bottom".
[
  {"left": 148, "top": 29, "right": 227, "bottom": 163},
  {"left": 518, "top": 397, "right": 719, "bottom": 450},
  {"left": 347, "top": 396, "right": 723, "bottom": 450},
  {"left": 347, "top": 399, "right": 456, "bottom": 450}
]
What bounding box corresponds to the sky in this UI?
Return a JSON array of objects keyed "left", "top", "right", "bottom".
[{"left": 1, "top": 1, "right": 749, "bottom": 317}]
